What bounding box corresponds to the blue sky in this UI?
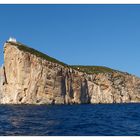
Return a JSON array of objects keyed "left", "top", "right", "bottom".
[{"left": 0, "top": 4, "right": 140, "bottom": 76}]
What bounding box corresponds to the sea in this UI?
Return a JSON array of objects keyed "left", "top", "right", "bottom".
[{"left": 0, "top": 103, "right": 140, "bottom": 136}]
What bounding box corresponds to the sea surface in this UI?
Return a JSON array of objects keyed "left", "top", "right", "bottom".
[{"left": 0, "top": 103, "right": 140, "bottom": 136}]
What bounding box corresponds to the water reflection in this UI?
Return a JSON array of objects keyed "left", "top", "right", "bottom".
[
  {"left": 9, "top": 116, "right": 23, "bottom": 128},
  {"left": 7, "top": 106, "right": 29, "bottom": 128},
  {"left": 1, "top": 104, "right": 140, "bottom": 135},
  {"left": 6, "top": 105, "right": 61, "bottom": 135}
]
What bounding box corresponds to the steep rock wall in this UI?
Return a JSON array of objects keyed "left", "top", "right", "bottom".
[{"left": 0, "top": 42, "right": 140, "bottom": 104}]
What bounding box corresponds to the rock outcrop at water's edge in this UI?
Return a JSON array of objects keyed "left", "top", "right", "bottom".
[{"left": 0, "top": 41, "right": 140, "bottom": 104}]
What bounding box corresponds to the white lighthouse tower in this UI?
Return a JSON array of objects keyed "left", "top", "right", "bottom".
[{"left": 8, "top": 37, "right": 17, "bottom": 43}]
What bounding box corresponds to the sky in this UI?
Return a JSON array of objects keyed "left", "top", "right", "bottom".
[{"left": 0, "top": 4, "right": 140, "bottom": 76}]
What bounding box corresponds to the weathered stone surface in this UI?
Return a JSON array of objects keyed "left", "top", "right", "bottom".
[
  {"left": 0, "top": 41, "right": 140, "bottom": 104},
  {"left": 0, "top": 65, "right": 6, "bottom": 86}
]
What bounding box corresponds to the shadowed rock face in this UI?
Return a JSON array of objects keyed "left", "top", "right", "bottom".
[{"left": 0, "top": 41, "right": 140, "bottom": 104}]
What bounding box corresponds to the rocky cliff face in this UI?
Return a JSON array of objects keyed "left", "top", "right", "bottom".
[{"left": 0, "top": 41, "right": 140, "bottom": 104}]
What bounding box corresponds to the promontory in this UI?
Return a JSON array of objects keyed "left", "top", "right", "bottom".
[{"left": 0, "top": 39, "right": 140, "bottom": 104}]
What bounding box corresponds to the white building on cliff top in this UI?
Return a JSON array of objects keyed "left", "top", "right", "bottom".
[{"left": 8, "top": 37, "right": 17, "bottom": 42}]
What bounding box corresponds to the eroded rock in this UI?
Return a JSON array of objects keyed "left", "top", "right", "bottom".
[{"left": 0, "top": 41, "right": 140, "bottom": 104}]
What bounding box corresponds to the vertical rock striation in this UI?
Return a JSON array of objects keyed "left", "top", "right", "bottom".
[{"left": 0, "top": 41, "right": 140, "bottom": 104}]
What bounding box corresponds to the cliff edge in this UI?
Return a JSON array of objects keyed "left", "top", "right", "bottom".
[{"left": 0, "top": 40, "right": 140, "bottom": 104}]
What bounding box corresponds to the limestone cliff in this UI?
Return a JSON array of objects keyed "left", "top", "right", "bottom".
[{"left": 0, "top": 41, "right": 140, "bottom": 104}]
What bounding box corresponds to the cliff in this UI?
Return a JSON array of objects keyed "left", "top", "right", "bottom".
[{"left": 0, "top": 41, "right": 140, "bottom": 104}]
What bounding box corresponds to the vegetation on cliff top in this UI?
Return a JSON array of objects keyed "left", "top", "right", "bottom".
[
  {"left": 7, "top": 41, "right": 124, "bottom": 74},
  {"left": 7, "top": 41, "right": 67, "bottom": 67},
  {"left": 70, "top": 65, "right": 116, "bottom": 74}
]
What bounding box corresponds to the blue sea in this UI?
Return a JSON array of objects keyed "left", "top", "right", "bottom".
[{"left": 0, "top": 103, "right": 140, "bottom": 136}]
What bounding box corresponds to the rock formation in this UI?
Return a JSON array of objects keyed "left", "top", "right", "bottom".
[{"left": 0, "top": 40, "right": 140, "bottom": 104}]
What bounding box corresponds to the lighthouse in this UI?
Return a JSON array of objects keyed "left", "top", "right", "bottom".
[{"left": 7, "top": 37, "right": 17, "bottom": 43}]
